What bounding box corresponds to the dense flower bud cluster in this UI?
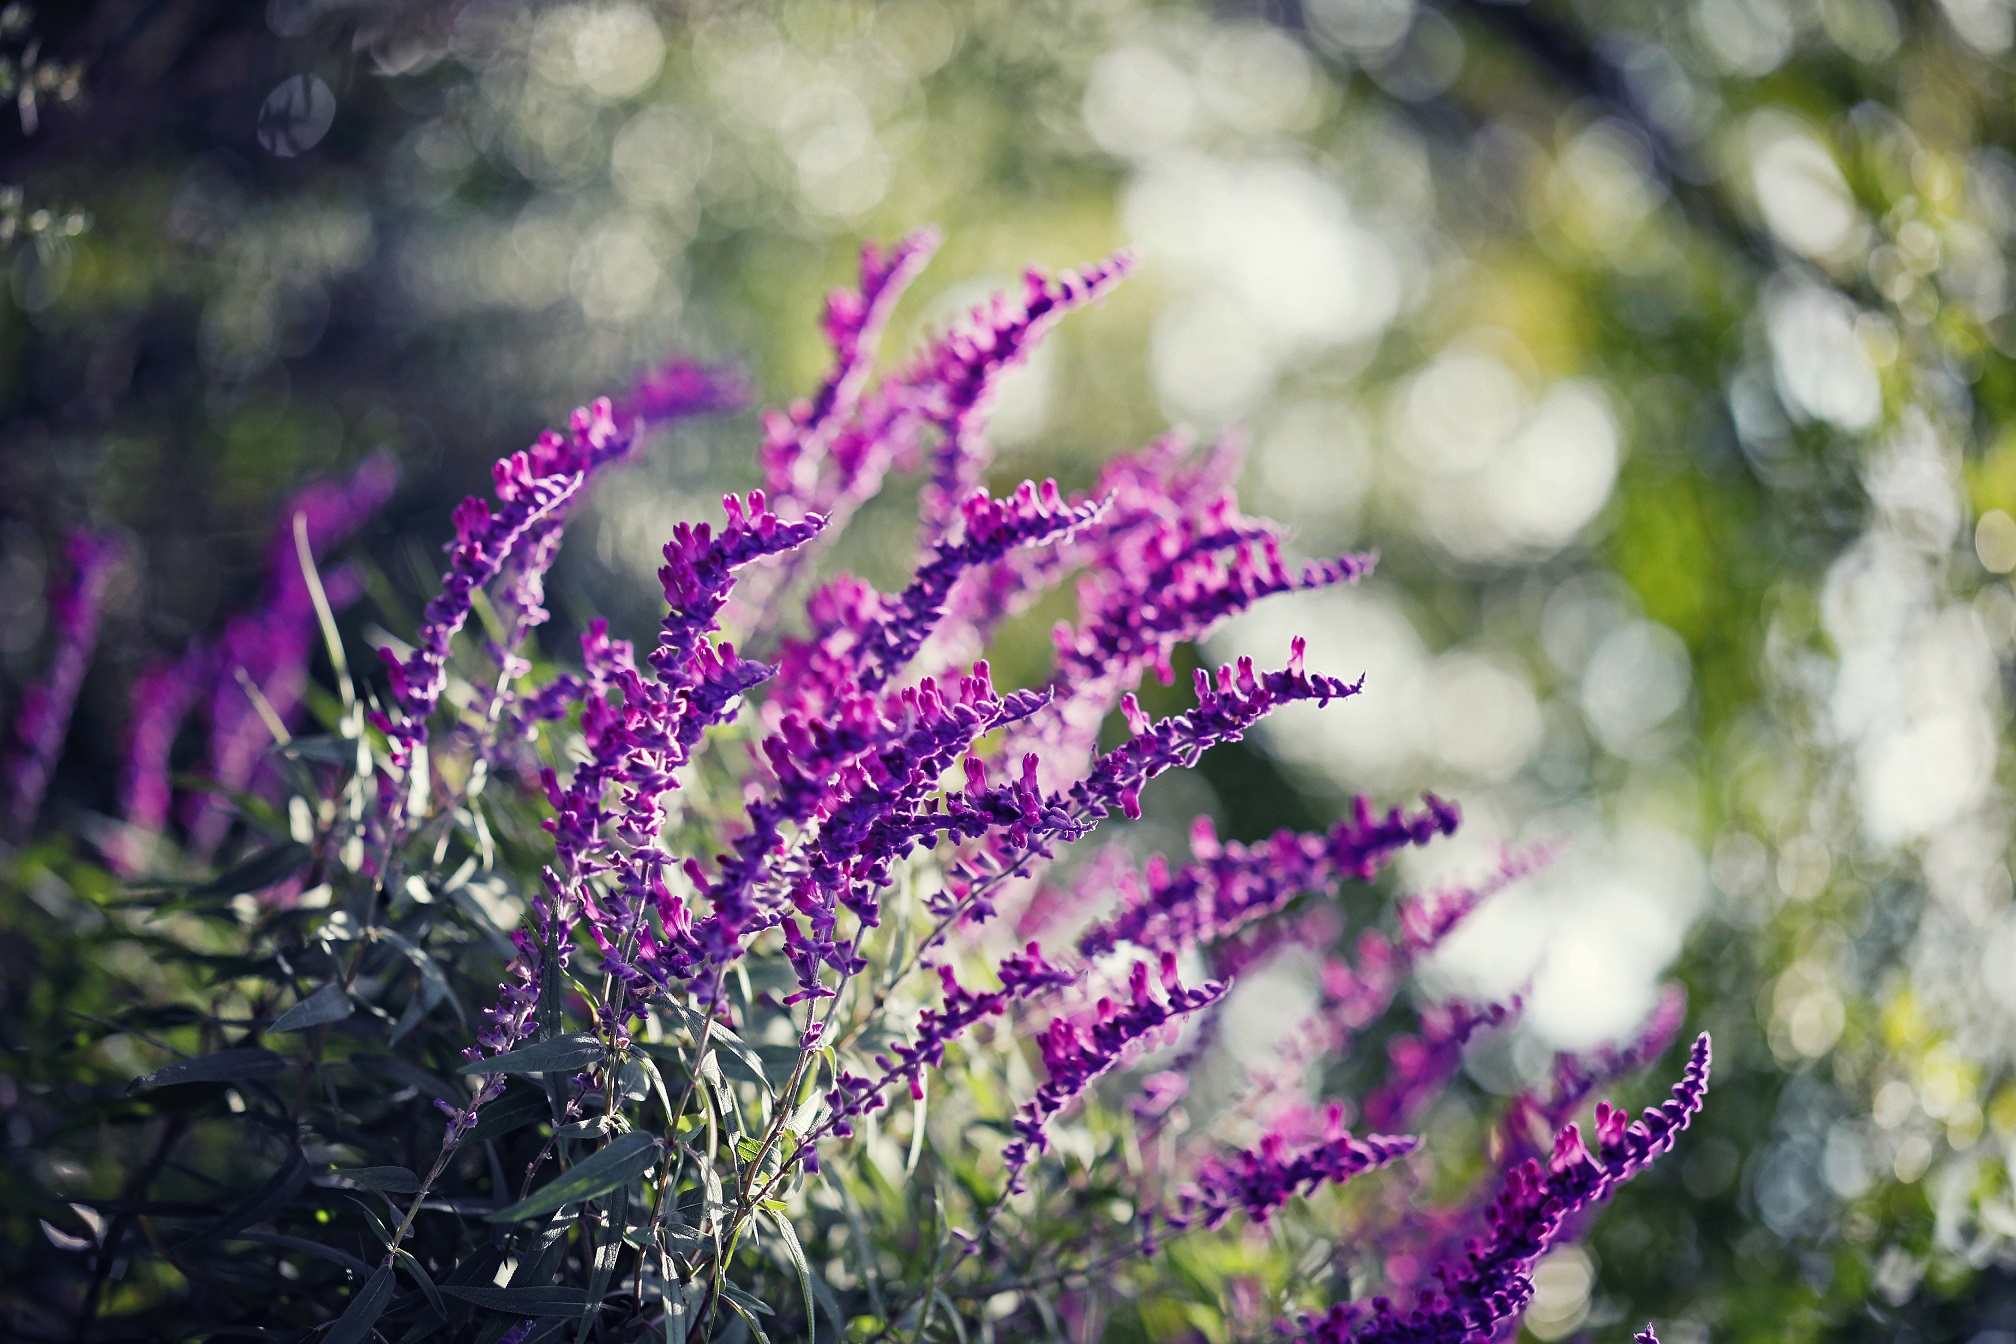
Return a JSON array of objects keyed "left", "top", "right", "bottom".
[{"left": 11, "top": 229, "right": 1706, "bottom": 1344}]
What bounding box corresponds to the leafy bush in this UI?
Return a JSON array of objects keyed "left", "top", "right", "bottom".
[{"left": 0, "top": 231, "right": 1706, "bottom": 1344}]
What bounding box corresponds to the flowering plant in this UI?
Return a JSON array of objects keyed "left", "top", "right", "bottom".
[{"left": 2, "top": 230, "right": 1705, "bottom": 1344}]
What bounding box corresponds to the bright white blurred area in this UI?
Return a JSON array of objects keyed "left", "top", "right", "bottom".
[
  {"left": 1747, "top": 112, "right": 1864, "bottom": 261},
  {"left": 1823, "top": 417, "right": 1997, "bottom": 850},
  {"left": 1765, "top": 277, "right": 1882, "bottom": 431},
  {"left": 1389, "top": 344, "right": 1621, "bottom": 561},
  {"left": 1124, "top": 152, "right": 1401, "bottom": 423}
]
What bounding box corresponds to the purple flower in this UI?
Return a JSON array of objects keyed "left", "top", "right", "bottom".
[
  {"left": 3, "top": 528, "right": 121, "bottom": 840},
  {"left": 108, "top": 643, "right": 208, "bottom": 875},
  {"left": 378, "top": 445, "right": 585, "bottom": 758},
  {"left": 617, "top": 357, "right": 749, "bottom": 427},
  {"left": 185, "top": 455, "right": 395, "bottom": 854},
  {"left": 760, "top": 228, "right": 941, "bottom": 519},
  {"left": 1298, "top": 1033, "right": 1711, "bottom": 1344},
  {"left": 911, "top": 253, "right": 1134, "bottom": 542},
  {"left": 1078, "top": 795, "right": 1459, "bottom": 960},
  {"left": 825, "top": 944, "right": 1072, "bottom": 1138},
  {"left": 1000, "top": 954, "right": 1224, "bottom": 1193},
  {"left": 1498, "top": 985, "right": 1689, "bottom": 1165},
  {"left": 1360, "top": 999, "right": 1514, "bottom": 1132},
  {"left": 1177, "top": 1107, "right": 1417, "bottom": 1230}
]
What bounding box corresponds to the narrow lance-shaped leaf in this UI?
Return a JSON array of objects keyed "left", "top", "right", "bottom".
[
  {"left": 270, "top": 982, "right": 353, "bottom": 1032},
  {"left": 132, "top": 1047, "right": 287, "bottom": 1091},
  {"left": 437, "top": 1283, "right": 594, "bottom": 1316},
  {"left": 466, "top": 1032, "right": 604, "bottom": 1076},
  {"left": 485, "top": 1132, "right": 660, "bottom": 1223},
  {"left": 325, "top": 1265, "right": 396, "bottom": 1344}
]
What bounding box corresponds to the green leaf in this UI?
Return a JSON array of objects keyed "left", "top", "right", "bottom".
[
  {"left": 484, "top": 1132, "right": 660, "bottom": 1223},
  {"left": 437, "top": 1284, "right": 592, "bottom": 1316},
  {"left": 341, "top": 1165, "right": 423, "bottom": 1194},
  {"left": 270, "top": 982, "right": 353, "bottom": 1032},
  {"left": 574, "top": 1181, "right": 628, "bottom": 1343},
  {"left": 465, "top": 1032, "right": 604, "bottom": 1076},
  {"left": 715, "top": 1045, "right": 769, "bottom": 1088},
  {"left": 326, "top": 1265, "right": 396, "bottom": 1344},
  {"left": 131, "top": 1047, "right": 286, "bottom": 1091},
  {"left": 765, "top": 1209, "right": 816, "bottom": 1342},
  {"left": 662, "top": 1281, "right": 700, "bottom": 1344}
]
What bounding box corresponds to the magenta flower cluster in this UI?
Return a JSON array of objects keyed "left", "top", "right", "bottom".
[{"left": 9, "top": 227, "right": 1712, "bottom": 1343}]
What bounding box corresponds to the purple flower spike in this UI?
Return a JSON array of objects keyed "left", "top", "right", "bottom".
[
  {"left": 856, "top": 480, "right": 1107, "bottom": 692},
  {"left": 108, "top": 643, "right": 209, "bottom": 875},
  {"left": 1360, "top": 999, "right": 1513, "bottom": 1131},
  {"left": 379, "top": 452, "right": 585, "bottom": 757},
  {"left": 825, "top": 943, "right": 1072, "bottom": 1138},
  {"left": 618, "top": 357, "right": 749, "bottom": 427},
  {"left": 1068, "top": 644, "right": 1361, "bottom": 827},
  {"left": 1079, "top": 794, "right": 1459, "bottom": 959},
  {"left": 3, "top": 528, "right": 122, "bottom": 840},
  {"left": 1299, "top": 1033, "right": 1711, "bottom": 1344},
  {"left": 1499, "top": 984, "right": 1689, "bottom": 1165},
  {"left": 1635, "top": 1329, "right": 1661, "bottom": 1344},
  {"left": 1000, "top": 954, "right": 1223, "bottom": 1193},
  {"left": 912, "top": 252, "right": 1135, "bottom": 542},
  {"left": 762, "top": 228, "right": 942, "bottom": 514},
  {"left": 1178, "top": 1108, "right": 1416, "bottom": 1230}
]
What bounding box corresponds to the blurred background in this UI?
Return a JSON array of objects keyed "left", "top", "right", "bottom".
[{"left": 5, "top": 0, "right": 2016, "bottom": 1337}]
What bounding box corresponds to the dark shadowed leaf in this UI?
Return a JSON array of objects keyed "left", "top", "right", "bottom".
[
  {"left": 270, "top": 981, "right": 354, "bottom": 1032},
  {"left": 195, "top": 842, "right": 313, "bottom": 899},
  {"left": 178, "top": 1146, "right": 309, "bottom": 1244},
  {"left": 466, "top": 1032, "right": 603, "bottom": 1076},
  {"left": 484, "top": 1132, "right": 659, "bottom": 1223},
  {"left": 437, "top": 1284, "right": 592, "bottom": 1316},
  {"left": 342, "top": 1165, "right": 422, "bottom": 1194},
  {"left": 395, "top": 1247, "right": 447, "bottom": 1319},
  {"left": 228, "top": 1231, "right": 374, "bottom": 1277},
  {"left": 326, "top": 1264, "right": 396, "bottom": 1344},
  {"left": 131, "top": 1047, "right": 287, "bottom": 1091}
]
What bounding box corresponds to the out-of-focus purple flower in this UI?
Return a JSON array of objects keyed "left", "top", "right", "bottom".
[
  {"left": 3, "top": 528, "right": 122, "bottom": 840},
  {"left": 1395, "top": 843, "right": 1555, "bottom": 956},
  {"left": 617, "top": 357, "right": 749, "bottom": 427},
  {"left": 1000, "top": 953, "right": 1223, "bottom": 1193},
  {"left": 1079, "top": 796, "right": 1459, "bottom": 960},
  {"left": 185, "top": 455, "right": 395, "bottom": 854},
  {"left": 1176, "top": 1105, "right": 1416, "bottom": 1230},
  {"left": 1360, "top": 999, "right": 1514, "bottom": 1132},
  {"left": 1298, "top": 1033, "right": 1710, "bottom": 1344},
  {"left": 108, "top": 643, "right": 209, "bottom": 875}
]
